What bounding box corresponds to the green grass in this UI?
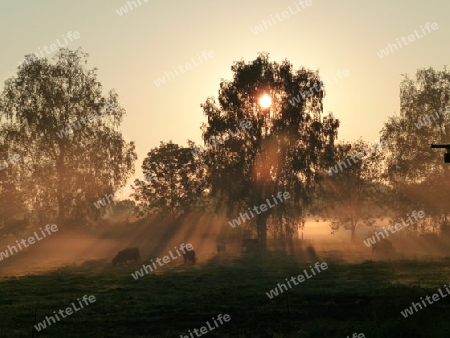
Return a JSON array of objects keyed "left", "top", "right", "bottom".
[{"left": 2, "top": 255, "right": 450, "bottom": 337}]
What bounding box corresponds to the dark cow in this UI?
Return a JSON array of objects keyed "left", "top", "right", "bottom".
[
  {"left": 217, "top": 243, "right": 226, "bottom": 255},
  {"left": 112, "top": 248, "right": 140, "bottom": 266},
  {"left": 241, "top": 239, "right": 259, "bottom": 254},
  {"left": 183, "top": 249, "right": 196, "bottom": 263},
  {"left": 372, "top": 239, "right": 395, "bottom": 257},
  {"left": 306, "top": 245, "right": 318, "bottom": 260}
]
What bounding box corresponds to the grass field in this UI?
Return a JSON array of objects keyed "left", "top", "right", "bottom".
[{"left": 2, "top": 252, "right": 450, "bottom": 337}]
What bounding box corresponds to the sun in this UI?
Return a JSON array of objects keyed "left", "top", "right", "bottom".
[{"left": 259, "top": 94, "right": 272, "bottom": 109}]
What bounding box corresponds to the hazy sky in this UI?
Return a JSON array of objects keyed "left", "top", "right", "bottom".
[{"left": 1, "top": 0, "right": 449, "bottom": 182}]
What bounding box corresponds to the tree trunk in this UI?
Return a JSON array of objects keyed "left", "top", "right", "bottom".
[
  {"left": 350, "top": 225, "right": 356, "bottom": 242},
  {"left": 56, "top": 147, "right": 65, "bottom": 226},
  {"left": 256, "top": 213, "right": 267, "bottom": 251}
]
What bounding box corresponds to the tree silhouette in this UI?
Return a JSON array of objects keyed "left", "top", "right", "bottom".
[
  {"left": 381, "top": 67, "right": 450, "bottom": 232},
  {"left": 0, "top": 153, "right": 28, "bottom": 237},
  {"left": 201, "top": 52, "right": 339, "bottom": 250},
  {"left": 315, "top": 140, "right": 386, "bottom": 241},
  {"left": 133, "top": 141, "right": 207, "bottom": 218},
  {"left": 0, "top": 48, "right": 136, "bottom": 226}
]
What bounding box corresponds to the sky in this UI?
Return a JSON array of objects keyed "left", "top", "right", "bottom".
[{"left": 1, "top": 0, "right": 449, "bottom": 183}]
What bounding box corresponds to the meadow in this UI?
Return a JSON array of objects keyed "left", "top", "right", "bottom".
[{"left": 2, "top": 250, "right": 450, "bottom": 337}]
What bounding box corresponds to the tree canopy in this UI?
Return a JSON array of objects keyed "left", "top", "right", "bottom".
[
  {"left": 132, "top": 141, "right": 207, "bottom": 218},
  {"left": 200, "top": 52, "right": 339, "bottom": 249},
  {"left": 0, "top": 48, "right": 136, "bottom": 227},
  {"left": 314, "top": 140, "right": 387, "bottom": 241},
  {"left": 381, "top": 67, "right": 450, "bottom": 232},
  {"left": 1, "top": 48, "right": 447, "bottom": 244}
]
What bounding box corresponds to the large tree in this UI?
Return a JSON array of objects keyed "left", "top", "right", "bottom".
[
  {"left": 314, "top": 140, "right": 387, "bottom": 241},
  {"left": 0, "top": 146, "right": 28, "bottom": 237},
  {"left": 381, "top": 67, "right": 450, "bottom": 233},
  {"left": 133, "top": 141, "right": 208, "bottom": 218},
  {"left": 0, "top": 48, "right": 136, "bottom": 227},
  {"left": 200, "top": 53, "right": 339, "bottom": 250}
]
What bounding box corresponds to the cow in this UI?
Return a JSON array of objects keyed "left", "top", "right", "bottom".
[
  {"left": 217, "top": 243, "right": 226, "bottom": 255},
  {"left": 183, "top": 249, "right": 196, "bottom": 263},
  {"left": 306, "top": 245, "right": 318, "bottom": 260},
  {"left": 112, "top": 247, "right": 140, "bottom": 266},
  {"left": 241, "top": 238, "right": 259, "bottom": 254},
  {"left": 372, "top": 239, "right": 395, "bottom": 258}
]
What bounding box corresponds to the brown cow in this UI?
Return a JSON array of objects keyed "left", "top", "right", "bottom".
[
  {"left": 372, "top": 239, "right": 395, "bottom": 258},
  {"left": 112, "top": 248, "right": 140, "bottom": 266},
  {"left": 217, "top": 243, "right": 226, "bottom": 255},
  {"left": 183, "top": 249, "right": 196, "bottom": 263},
  {"left": 241, "top": 239, "right": 259, "bottom": 254}
]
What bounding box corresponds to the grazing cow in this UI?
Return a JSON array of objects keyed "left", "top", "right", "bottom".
[
  {"left": 217, "top": 243, "right": 226, "bottom": 255},
  {"left": 183, "top": 249, "right": 196, "bottom": 263},
  {"left": 306, "top": 245, "right": 318, "bottom": 260},
  {"left": 241, "top": 239, "right": 259, "bottom": 254},
  {"left": 372, "top": 239, "right": 395, "bottom": 257},
  {"left": 112, "top": 247, "right": 140, "bottom": 266}
]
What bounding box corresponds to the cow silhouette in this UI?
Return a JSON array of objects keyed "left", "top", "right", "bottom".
[
  {"left": 183, "top": 249, "right": 196, "bottom": 263},
  {"left": 112, "top": 248, "right": 140, "bottom": 266},
  {"left": 372, "top": 239, "right": 395, "bottom": 257},
  {"left": 217, "top": 243, "right": 226, "bottom": 255}
]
